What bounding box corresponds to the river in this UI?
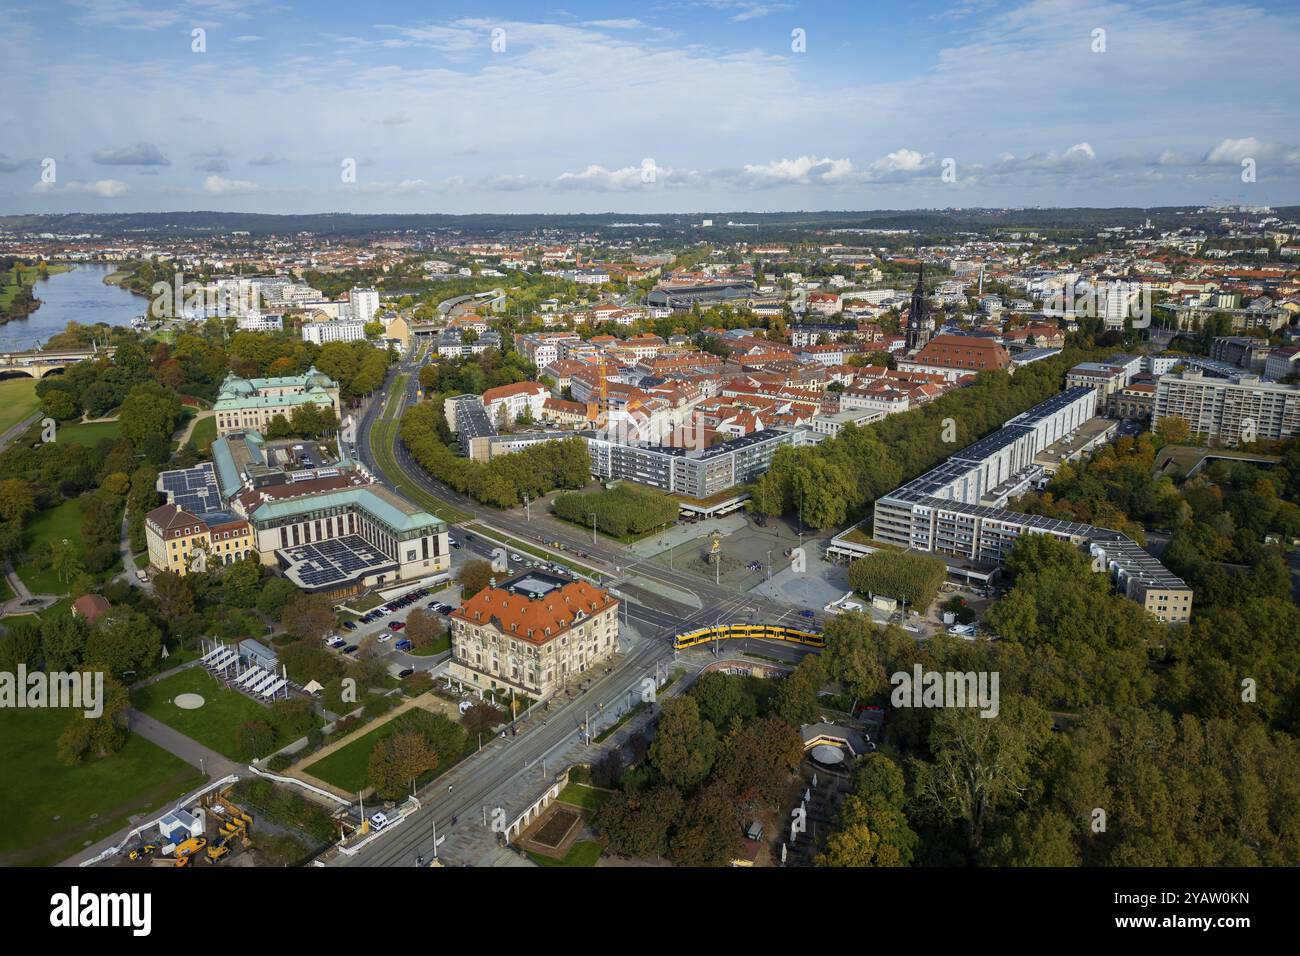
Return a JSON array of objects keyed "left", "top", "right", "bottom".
[{"left": 1, "top": 263, "right": 146, "bottom": 350}]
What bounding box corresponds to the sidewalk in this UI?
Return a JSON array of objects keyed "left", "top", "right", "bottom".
[
  {"left": 1, "top": 557, "right": 58, "bottom": 614},
  {"left": 57, "top": 708, "right": 235, "bottom": 868},
  {"left": 114, "top": 512, "right": 152, "bottom": 592},
  {"left": 434, "top": 658, "right": 696, "bottom": 866},
  {"left": 286, "top": 691, "right": 461, "bottom": 800}
]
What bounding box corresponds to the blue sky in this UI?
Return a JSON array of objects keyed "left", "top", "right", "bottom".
[{"left": 2, "top": 0, "right": 1298, "bottom": 214}]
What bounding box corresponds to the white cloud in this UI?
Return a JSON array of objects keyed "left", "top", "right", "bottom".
[
  {"left": 555, "top": 164, "right": 665, "bottom": 191},
  {"left": 1205, "top": 137, "right": 1269, "bottom": 164},
  {"left": 203, "top": 175, "right": 258, "bottom": 194}
]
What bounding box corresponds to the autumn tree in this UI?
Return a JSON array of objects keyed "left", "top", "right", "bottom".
[{"left": 648, "top": 696, "right": 717, "bottom": 792}]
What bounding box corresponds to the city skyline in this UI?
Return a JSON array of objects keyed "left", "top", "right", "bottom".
[{"left": 3, "top": 0, "right": 1299, "bottom": 214}]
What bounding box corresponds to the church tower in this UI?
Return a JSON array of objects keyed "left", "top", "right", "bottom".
[{"left": 905, "top": 265, "right": 932, "bottom": 352}]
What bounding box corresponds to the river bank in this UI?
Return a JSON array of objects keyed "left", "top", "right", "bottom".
[
  {"left": 0, "top": 263, "right": 73, "bottom": 325},
  {"left": 0, "top": 263, "right": 144, "bottom": 348}
]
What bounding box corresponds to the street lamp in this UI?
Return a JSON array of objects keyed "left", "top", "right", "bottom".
[{"left": 589, "top": 512, "right": 597, "bottom": 545}]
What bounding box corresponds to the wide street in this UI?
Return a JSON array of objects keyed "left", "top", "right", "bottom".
[{"left": 331, "top": 345, "right": 818, "bottom": 865}]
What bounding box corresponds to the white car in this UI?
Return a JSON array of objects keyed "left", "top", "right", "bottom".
[
  {"left": 509, "top": 553, "right": 522, "bottom": 563},
  {"left": 369, "top": 812, "right": 389, "bottom": 831},
  {"left": 378, "top": 633, "right": 392, "bottom": 643}
]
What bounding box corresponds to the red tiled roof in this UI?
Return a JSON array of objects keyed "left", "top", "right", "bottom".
[{"left": 451, "top": 580, "right": 617, "bottom": 645}]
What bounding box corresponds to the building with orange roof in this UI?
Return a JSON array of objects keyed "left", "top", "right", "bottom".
[{"left": 448, "top": 572, "right": 620, "bottom": 699}]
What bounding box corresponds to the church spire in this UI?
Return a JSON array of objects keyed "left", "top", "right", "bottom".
[{"left": 906, "top": 264, "right": 931, "bottom": 352}]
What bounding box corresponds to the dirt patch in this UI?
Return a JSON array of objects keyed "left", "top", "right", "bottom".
[{"left": 517, "top": 803, "right": 589, "bottom": 861}]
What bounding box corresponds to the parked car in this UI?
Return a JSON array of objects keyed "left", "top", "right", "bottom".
[
  {"left": 378, "top": 633, "right": 392, "bottom": 643},
  {"left": 509, "top": 553, "right": 522, "bottom": 563},
  {"left": 389, "top": 621, "right": 406, "bottom": 631},
  {"left": 395, "top": 639, "right": 412, "bottom": 651},
  {"left": 342, "top": 644, "right": 359, "bottom": 654},
  {"left": 342, "top": 620, "right": 357, "bottom": 631},
  {"left": 370, "top": 812, "right": 389, "bottom": 831}
]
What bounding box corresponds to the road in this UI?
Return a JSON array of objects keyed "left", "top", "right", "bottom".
[
  {"left": 355, "top": 345, "right": 811, "bottom": 626},
  {"left": 331, "top": 345, "right": 818, "bottom": 865}
]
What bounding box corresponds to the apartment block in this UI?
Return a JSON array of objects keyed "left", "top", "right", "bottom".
[{"left": 1153, "top": 370, "right": 1300, "bottom": 446}]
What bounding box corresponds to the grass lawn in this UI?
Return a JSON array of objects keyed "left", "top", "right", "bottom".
[
  {"left": 558, "top": 782, "right": 614, "bottom": 811},
  {"left": 409, "top": 631, "right": 451, "bottom": 656},
  {"left": 0, "top": 707, "right": 205, "bottom": 866},
  {"left": 301, "top": 716, "right": 405, "bottom": 794},
  {"left": 527, "top": 840, "right": 603, "bottom": 868},
  {"left": 20, "top": 498, "right": 83, "bottom": 594},
  {"left": 0, "top": 378, "right": 40, "bottom": 433},
  {"left": 132, "top": 668, "right": 276, "bottom": 761},
  {"left": 303, "top": 710, "right": 474, "bottom": 795},
  {"left": 56, "top": 419, "right": 123, "bottom": 445},
  {"left": 187, "top": 415, "right": 217, "bottom": 454},
  {"left": 347, "top": 592, "right": 387, "bottom": 613}
]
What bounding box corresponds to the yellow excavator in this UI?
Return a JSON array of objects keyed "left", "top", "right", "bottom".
[{"left": 220, "top": 808, "right": 253, "bottom": 842}]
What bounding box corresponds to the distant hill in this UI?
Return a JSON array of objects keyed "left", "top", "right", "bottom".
[{"left": 2, "top": 207, "right": 1294, "bottom": 241}]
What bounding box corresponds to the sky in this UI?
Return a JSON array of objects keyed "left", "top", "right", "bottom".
[{"left": 2, "top": 0, "right": 1298, "bottom": 215}]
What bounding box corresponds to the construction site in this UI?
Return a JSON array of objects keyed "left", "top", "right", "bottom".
[{"left": 114, "top": 785, "right": 260, "bottom": 869}]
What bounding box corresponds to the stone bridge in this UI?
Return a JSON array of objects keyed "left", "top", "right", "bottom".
[{"left": 0, "top": 346, "right": 115, "bottom": 379}]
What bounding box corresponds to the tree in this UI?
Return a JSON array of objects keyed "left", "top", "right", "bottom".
[
  {"left": 222, "top": 557, "right": 264, "bottom": 608},
  {"left": 821, "top": 612, "right": 888, "bottom": 701},
  {"left": 404, "top": 608, "right": 441, "bottom": 650},
  {"left": 774, "top": 654, "right": 827, "bottom": 727},
  {"left": 669, "top": 782, "right": 740, "bottom": 866},
  {"left": 369, "top": 729, "right": 441, "bottom": 800},
  {"left": 0, "top": 478, "right": 35, "bottom": 523},
  {"left": 56, "top": 677, "right": 130, "bottom": 765},
  {"left": 1154, "top": 415, "right": 1190, "bottom": 446},
  {"left": 44, "top": 538, "right": 84, "bottom": 586},
  {"left": 817, "top": 755, "right": 918, "bottom": 866},
  {"left": 691, "top": 672, "right": 757, "bottom": 729},
  {"left": 847, "top": 550, "right": 947, "bottom": 611},
  {"left": 257, "top": 577, "right": 299, "bottom": 618},
  {"left": 117, "top": 382, "right": 182, "bottom": 449},
  {"left": 41, "top": 613, "right": 89, "bottom": 671},
  {"left": 41, "top": 389, "right": 78, "bottom": 421},
  {"left": 83, "top": 610, "right": 162, "bottom": 679},
  {"left": 648, "top": 696, "right": 717, "bottom": 791},
  {"left": 0, "top": 618, "right": 41, "bottom": 671},
  {"left": 282, "top": 594, "right": 337, "bottom": 642},
  {"left": 461, "top": 701, "right": 505, "bottom": 738},
  {"left": 910, "top": 695, "right": 1054, "bottom": 855},
  {"left": 591, "top": 748, "right": 625, "bottom": 789},
  {"left": 268, "top": 697, "right": 318, "bottom": 740},
  {"left": 455, "top": 559, "right": 493, "bottom": 598},
  {"left": 713, "top": 716, "right": 802, "bottom": 805},
  {"left": 151, "top": 570, "right": 195, "bottom": 620},
  {"left": 593, "top": 786, "right": 682, "bottom": 859}
]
